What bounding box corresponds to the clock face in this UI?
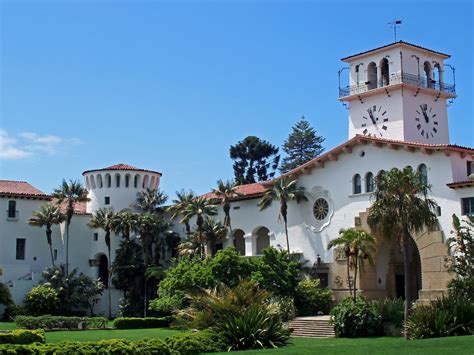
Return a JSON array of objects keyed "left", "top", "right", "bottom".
[
  {"left": 415, "top": 104, "right": 439, "bottom": 140},
  {"left": 360, "top": 105, "right": 389, "bottom": 137}
]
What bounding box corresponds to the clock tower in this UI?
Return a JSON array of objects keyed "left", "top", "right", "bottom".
[{"left": 339, "top": 41, "right": 456, "bottom": 144}]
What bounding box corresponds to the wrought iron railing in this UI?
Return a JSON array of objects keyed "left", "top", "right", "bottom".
[{"left": 339, "top": 72, "right": 456, "bottom": 98}]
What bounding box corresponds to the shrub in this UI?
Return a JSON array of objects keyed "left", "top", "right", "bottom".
[
  {"left": 294, "top": 279, "right": 332, "bottom": 316},
  {"left": 0, "top": 329, "right": 45, "bottom": 344},
  {"left": 15, "top": 316, "right": 107, "bottom": 330},
  {"left": 166, "top": 331, "right": 226, "bottom": 354},
  {"left": 1, "top": 304, "right": 24, "bottom": 322},
  {"left": 405, "top": 295, "right": 474, "bottom": 339},
  {"left": 330, "top": 296, "right": 382, "bottom": 337},
  {"left": 113, "top": 317, "right": 172, "bottom": 329},
  {"left": 220, "top": 306, "right": 291, "bottom": 351},
  {"left": 448, "top": 277, "right": 474, "bottom": 302},
  {"left": 0, "top": 338, "right": 171, "bottom": 354},
  {"left": 270, "top": 296, "right": 296, "bottom": 321},
  {"left": 23, "top": 285, "right": 59, "bottom": 316},
  {"left": 0, "top": 283, "right": 13, "bottom": 307},
  {"left": 372, "top": 297, "right": 404, "bottom": 329}
]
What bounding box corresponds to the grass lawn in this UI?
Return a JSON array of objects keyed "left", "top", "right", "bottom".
[
  {"left": 227, "top": 336, "right": 474, "bottom": 355},
  {"left": 45, "top": 327, "right": 181, "bottom": 343},
  {"left": 0, "top": 323, "right": 16, "bottom": 330}
]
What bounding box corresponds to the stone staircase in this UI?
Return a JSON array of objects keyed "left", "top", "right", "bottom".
[{"left": 287, "top": 316, "right": 335, "bottom": 338}]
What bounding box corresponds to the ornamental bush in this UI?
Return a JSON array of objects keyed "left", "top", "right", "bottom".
[
  {"left": 372, "top": 297, "right": 404, "bottom": 330},
  {"left": 0, "top": 338, "right": 171, "bottom": 354},
  {"left": 405, "top": 295, "right": 474, "bottom": 339},
  {"left": 330, "top": 296, "right": 382, "bottom": 337},
  {"left": 294, "top": 279, "right": 332, "bottom": 316},
  {"left": 0, "top": 329, "right": 45, "bottom": 345},
  {"left": 113, "top": 317, "right": 172, "bottom": 329},
  {"left": 23, "top": 285, "right": 59, "bottom": 316},
  {"left": 15, "top": 316, "right": 107, "bottom": 330}
]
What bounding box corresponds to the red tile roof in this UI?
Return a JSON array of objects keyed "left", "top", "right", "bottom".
[
  {"left": 447, "top": 180, "right": 474, "bottom": 189},
  {"left": 52, "top": 198, "right": 89, "bottom": 215},
  {"left": 203, "top": 182, "right": 266, "bottom": 201},
  {"left": 82, "top": 163, "right": 162, "bottom": 176},
  {"left": 0, "top": 180, "right": 51, "bottom": 200},
  {"left": 341, "top": 41, "right": 450, "bottom": 61}
]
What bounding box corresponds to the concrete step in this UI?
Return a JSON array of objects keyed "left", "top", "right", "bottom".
[{"left": 287, "top": 316, "right": 335, "bottom": 338}]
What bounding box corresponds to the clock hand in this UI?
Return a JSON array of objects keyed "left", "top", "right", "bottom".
[
  {"left": 421, "top": 105, "right": 429, "bottom": 123},
  {"left": 368, "top": 109, "right": 376, "bottom": 125}
]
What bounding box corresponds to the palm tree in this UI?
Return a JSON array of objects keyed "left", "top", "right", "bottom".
[
  {"left": 367, "top": 167, "right": 438, "bottom": 328},
  {"left": 180, "top": 197, "right": 217, "bottom": 257},
  {"left": 201, "top": 217, "right": 228, "bottom": 256},
  {"left": 136, "top": 212, "right": 167, "bottom": 265},
  {"left": 88, "top": 207, "right": 116, "bottom": 318},
  {"left": 258, "top": 177, "right": 308, "bottom": 254},
  {"left": 166, "top": 189, "right": 196, "bottom": 234},
  {"left": 212, "top": 180, "right": 241, "bottom": 234},
  {"left": 28, "top": 203, "right": 65, "bottom": 266},
  {"left": 53, "top": 179, "right": 89, "bottom": 273},
  {"left": 133, "top": 188, "right": 168, "bottom": 213},
  {"left": 111, "top": 210, "right": 139, "bottom": 241},
  {"left": 328, "top": 228, "right": 375, "bottom": 300}
]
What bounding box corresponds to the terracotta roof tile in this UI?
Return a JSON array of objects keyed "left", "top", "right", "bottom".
[
  {"left": 52, "top": 198, "right": 89, "bottom": 215},
  {"left": 0, "top": 180, "right": 51, "bottom": 200},
  {"left": 82, "top": 163, "right": 162, "bottom": 176},
  {"left": 447, "top": 180, "right": 474, "bottom": 189},
  {"left": 341, "top": 41, "right": 450, "bottom": 61},
  {"left": 203, "top": 182, "right": 266, "bottom": 201}
]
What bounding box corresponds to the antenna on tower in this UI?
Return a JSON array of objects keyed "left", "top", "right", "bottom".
[{"left": 388, "top": 19, "right": 402, "bottom": 42}]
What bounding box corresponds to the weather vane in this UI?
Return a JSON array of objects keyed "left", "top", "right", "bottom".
[{"left": 388, "top": 19, "right": 402, "bottom": 42}]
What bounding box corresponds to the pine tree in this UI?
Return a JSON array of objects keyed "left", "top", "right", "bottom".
[
  {"left": 230, "top": 136, "right": 280, "bottom": 184},
  {"left": 280, "top": 117, "right": 325, "bottom": 173}
]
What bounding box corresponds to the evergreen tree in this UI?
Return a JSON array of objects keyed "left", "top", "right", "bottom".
[
  {"left": 230, "top": 136, "right": 280, "bottom": 184},
  {"left": 280, "top": 117, "right": 325, "bottom": 173}
]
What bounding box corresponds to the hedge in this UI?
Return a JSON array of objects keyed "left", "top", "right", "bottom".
[
  {"left": 113, "top": 317, "right": 172, "bottom": 329},
  {"left": 0, "top": 330, "right": 45, "bottom": 345},
  {"left": 166, "top": 331, "right": 226, "bottom": 354},
  {"left": 0, "top": 339, "right": 171, "bottom": 354},
  {"left": 15, "top": 316, "right": 107, "bottom": 330}
]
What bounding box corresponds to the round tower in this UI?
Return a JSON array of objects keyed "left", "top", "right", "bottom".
[{"left": 82, "top": 163, "right": 162, "bottom": 214}]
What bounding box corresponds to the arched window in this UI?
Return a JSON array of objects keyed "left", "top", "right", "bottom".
[
  {"left": 418, "top": 164, "right": 428, "bottom": 185},
  {"left": 367, "top": 62, "right": 377, "bottom": 90},
  {"left": 142, "top": 175, "right": 149, "bottom": 189},
  {"left": 256, "top": 227, "right": 270, "bottom": 255},
  {"left": 366, "top": 172, "right": 374, "bottom": 193},
  {"left": 90, "top": 175, "right": 96, "bottom": 189},
  {"left": 353, "top": 174, "right": 362, "bottom": 194},
  {"left": 134, "top": 174, "right": 140, "bottom": 188},
  {"left": 233, "top": 229, "right": 246, "bottom": 256},
  {"left": 105, "top": 174, "right": 111, "bottom": 188},
  {"left": 380, "top": 58, "right": 389, "bottom": 87},
  {"left": 433, "top": 62, "right": 441, "bottom": 90},
  {"left": 150, "top": 176, "right": 156, "bottom": 190},
  {"left": 424, "top": 61, "right": 433, "bottom": 88},
  {"left": 115, "top": 174, "right": 120, "bottom": 188},
  {"left": 125, "top": 174, "right": 130, "bottom": 188},
  {"left": 97, "top": 174, "right": 103, "bottom": 188}
]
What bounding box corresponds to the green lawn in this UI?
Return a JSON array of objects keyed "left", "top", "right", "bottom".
[
  {"left": 45, "top": 328, "right": 181, "bottom": 343},
  {"left": 227, "top": 336, "right": 474, "bottom": 355},
  {"left": 0, "top": 322, "right": 16, "bottom": 330}
]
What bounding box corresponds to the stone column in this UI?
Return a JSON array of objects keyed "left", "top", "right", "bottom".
[{"left": 244, "top": 233, "right": 256, "bottom": 256}]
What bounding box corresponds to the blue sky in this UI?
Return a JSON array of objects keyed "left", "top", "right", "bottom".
[{"left": 1, "top": 0, "right": 473, "bottom": 199}]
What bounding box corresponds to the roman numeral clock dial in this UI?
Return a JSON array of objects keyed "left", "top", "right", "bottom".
[
  {"left": 361, "top": 105, "right": 389, "bottom": 137},
  {"left": 415, "top": 104, "right": 438, "bottom": 140}
]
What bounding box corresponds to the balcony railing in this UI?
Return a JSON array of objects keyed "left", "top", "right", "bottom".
[{"left": 339, "top": 72, "right": 456, "bottom": 98}]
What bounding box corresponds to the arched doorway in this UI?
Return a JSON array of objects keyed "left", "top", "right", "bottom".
[
  {"left": 367, "top": 62, "right": 377, "bottom": 90},
  {"left": 380, "top": 58, "right": 390, "bottom": 87},
  {"left": 98, "top": 254, "right": 109, "bottom": 288},
  {"left": 233, "top": 229, "right": 246, "bottom": 256},
  {"left": 255, "top": 227, "right": 270, "bottom": 255}
]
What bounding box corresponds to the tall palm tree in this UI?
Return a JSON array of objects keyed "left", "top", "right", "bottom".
[
  {"left": 53, "top": 179, "right": 89, "bottom": 273},
  {"left": 367, "top": 167, "right": 438, "bottom": 329},
  {"left": 166, "top": 189, "right": 196, "bottom": 234},
  {"left": 136, "top": 212, "right": 167, "bottom": 265},
  {"left": 28, "top": 203, "right": 65, "bottom": 266},
  {"left": 111, "top": 210, "right": 139, "bottom": 241},
  {"left": 258, "top": 177, "right": 308, "bottom": 254},
  {"left": 212, "top": 180, "right": 241, "bottom": 234},
  {"left": 133, "top": 188, "right": 168, "bottom": 214},
  {"left": 88, "top": 207, "right": 116, "bottom": 318},
  {"left": 202, "top": 217, "right": 228, "bottom": 256},
  {"left": 328, "top": 228, "right": 375, "bottom": 300},
  {"left": 180, "top": 197, "right": 217, "bottom": 257}
]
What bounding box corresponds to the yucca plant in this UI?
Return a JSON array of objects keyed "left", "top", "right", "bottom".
[{"left": 221, "top": 306, "right": 291, "bottom": 351}]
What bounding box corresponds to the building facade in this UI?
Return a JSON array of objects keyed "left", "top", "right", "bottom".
[{"left": 0, "top": 41, "right": 473, "bottom": 315}]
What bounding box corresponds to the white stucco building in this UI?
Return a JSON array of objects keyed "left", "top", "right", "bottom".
[{"left": 1, "top": 41, "right": 473, "bottom": 314}]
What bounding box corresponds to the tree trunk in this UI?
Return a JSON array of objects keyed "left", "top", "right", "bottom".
[
  {"left": 65, "top": 222, "right": 70, "bottom": 274},
  {"left": 281, "top": 201, "right": 290, "bottom": 254},
  {"left": 46, "top": 229, "right": 55, "bottom": 267},
  {"left": 185, "top": 222, "right": 191, "bottom": 235},
  {"left": 107, "top": 243, "right": 112, "bottom": 319},
  {"left": 353, "top": 252, "right": 359, "bottom": 300},
  {"left": 402, "top": 230, "right": 412, "bottom": 339},
  {"left": 346, "top": 253, "right": 352, "bottom": 298}
]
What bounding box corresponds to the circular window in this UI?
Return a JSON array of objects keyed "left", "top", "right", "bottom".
[{"left": 313, "top": 198, "right": 329, "bottom": 220}]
